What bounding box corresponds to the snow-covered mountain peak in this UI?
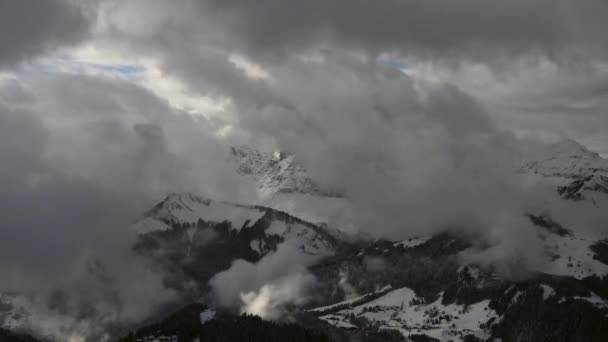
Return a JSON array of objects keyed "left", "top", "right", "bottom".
[
  {"left": 133, "top": 193, "right": 266, "bottom": 234},
  {"left": 546, "top": 139, "right": 591, "bottom": 155},
  {"left": 227, "top": 145, "right": 352, "bottom": 229},
  {"left": 515, "top": 139, "right": 608, "bottom": 205},
  {"left": 230, "top": 145, "right": 340, "bottom": 197},
  {"left": 521, "top": 139, "right": 608, "bottom": 179},
  {"left": 133, "top": 191, "right": 342, "bottom": 258}
]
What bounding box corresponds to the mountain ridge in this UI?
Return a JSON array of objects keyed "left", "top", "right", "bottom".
[{"left": 3, "top": 139, "right": 608, "bottom": 341}]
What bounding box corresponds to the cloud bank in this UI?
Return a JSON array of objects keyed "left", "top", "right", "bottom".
[
  {"left": 210, "top": 240, "right": 323, "bottom": 319},
  {"left": 0, "top": 72, "right": 250, "bottom": 340},
  {"left": 2, "top": 0, "right": 608, "bottom": 338}
]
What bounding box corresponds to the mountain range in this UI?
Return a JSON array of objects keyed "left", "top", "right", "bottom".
[{"left": 2, "top": 139, "right": 608, "bottom": 342}]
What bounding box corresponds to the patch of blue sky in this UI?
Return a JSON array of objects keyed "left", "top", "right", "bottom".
[
  {"left": 20, "top": 55, "right": 145, "bottom": 79},
  {"left": 378, "top": 58, "right": 411, "bottom": 72},
  {"left": 91, "top": 63, "right": 145, "bottom": 74}
]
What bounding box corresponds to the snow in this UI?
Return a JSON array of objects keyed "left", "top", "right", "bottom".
[
  {"left": 521, "top": 139, "right": 608, "bottom": 179},
  {"left": 309, "top": 285, "right": 393, "bottom": 313},
  {"left": 259, "top": 192, "right": 353, "bottom": 230},
  {"left": 511, "top": 291, "right": 523, "bottom": 304},
  {"left": 232, "top": 145, "right": 336, "bottom": 197},
  {"left": 519, "top": 139, "right": 608, "bottom": 211},
  {"left": 351, "top": 287, "right": 418, "bottom": 312},
  {"left": 133, "top": 194, "right": 266, "bottom": 234},
  {"left": 322, "top": 318, "right": 357, "bottom": 329},
  {"left": 199, "top": 309, "right": 216, "bottom": 324},
  {"left": 157, "top": 194, "right": 265, "bottom": 230},
  {"left": 540, "top": 285, "right": 555, "bottom": 300},
  {"left": 393, "top": 236, "right": 431, "bottom": 249},
  {"left": 266, "top": 221, "right": 335, "bottom": 256},
  {"left": 135, "top": 140, "right": 608, "bottom": 240},
  {"left": 537, "top": 233, "right": 608, "bottom": 279},
  {"left": 318, "top": 287, "right": 499, "bottom": 342},
  {"left": 132, "top": 191, "right": 339, "bottom": 261},
  {"left": 573, "top": 292, "right": 608, "bottom": 310},
  {"left": 230, "top": 145, "right": 355, "bottom": 233}
]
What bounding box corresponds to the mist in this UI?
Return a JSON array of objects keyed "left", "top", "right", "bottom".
[
  {"left": 210, "top": 239, "right": 326, "bottom": 319},
  {"left": 2, "top": 0, "right": 608, "bottom": 339},
  {"left": 0, "top": 73, "right": 247, "bottom": 340}
]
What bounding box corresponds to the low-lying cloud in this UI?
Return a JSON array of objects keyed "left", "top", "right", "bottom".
[
  {"left": 0, "top": 73, "right": 246, "bottom": 340},
  {"left": 210, "top": 239, "right": 325, "bottom": 319}
]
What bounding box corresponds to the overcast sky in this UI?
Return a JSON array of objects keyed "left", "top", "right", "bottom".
[
  {"left": 1, "top": 0, "right": 608, "bottom": 340},
  {"left": 3, "top": 0, "right": 608, "bottom": 154}
]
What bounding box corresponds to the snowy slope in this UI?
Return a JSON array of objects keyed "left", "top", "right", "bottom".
[
  {"left": 229, "top": 146, "right": 354, "bottom": 231},
  {"left": 537, "top": 231, "right": 608, "bottom": 279},
  {"left": 132, "top": 193, "right": 266, "bottom": 234},
  {"left": 517, "top": 140, "right": 608, "bottom": 278},
  {"left": 230, "top": 145, "right": 340, "bottom": 197},
  {"left": 133, "top": 193, "right": 339, "bottom": 259},
  {"left": 6, "top": 140, "right": 608, "bottom": 341},
  {"left": 316, "top": 287, "right": 498, "bottom": 342},
  {"left": 221, "top": 141, "right": 608, "bottom": 236},
  {"left": 315, "top": 281, "right": 608, "bottom": 342},
  {"left": 521, "top": 139, "right": 608, "bottom": 204},
  {"left": 521, "top": 139, "right": 608, "bottom": 179},
  {"left": 231, "top": 140, "right": 608, "bottom": 234}
]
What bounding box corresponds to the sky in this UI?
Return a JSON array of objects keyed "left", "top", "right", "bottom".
[
  {"left": 1, "top": 0, "right": 608, "bottom": 340},
  {"left": 3, "top": 0, "right": 608, "bottom": 154}
]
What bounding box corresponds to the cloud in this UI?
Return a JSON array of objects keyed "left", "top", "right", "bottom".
[
  {"left": 2, "top": 0, "right": 608, "bottom": 338},
  {"left": 0, "top": 0, "right": 89, "bottom": 68},
  {"left": 88, "top": 0, "right": 608, "bottom": 156},
  {"left": 210, "top": 239, "right": 324, "bottom": 319},
  {"left": 240, "top": 273, "right": 317, "bottom": 320},
  {"left": 404, "top": 59, "right": 608, "bottom": 155},
  {"left": 0, "top": 73, "right": 248, "bottom": 340},
  {"left": 188, "top": 0, "right": 608, "bottom": 62},
  {"left": 214, "top": 54, "right": 563, "bottom": 276},
  {"left": 228, "top": 55, "right": 535, "bottom": 239}
]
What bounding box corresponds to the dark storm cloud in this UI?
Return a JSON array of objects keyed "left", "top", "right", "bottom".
[
  {"left": 198, "top": 0, "right": 608, "bottom": 61},
  {"left": 461, "top": 60, "right": 608, "bottom": 151},
  {"left": 94, "top": 0, "right": 608, "bottom": 143},
  {"left": 0, "top": 0, "right": 89, "bottom": 67}
]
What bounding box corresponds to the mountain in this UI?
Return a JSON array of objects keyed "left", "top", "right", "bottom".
[
  {"left": 127, "top": 141, "right": 608, "bottom": 341},
  {"left": 521, "top": 139, "right": 608, "bottom": 204},
  {"left": 229, "top": 145, "right": 354, "bottom": 233},
  {"left": 521, "top": 139, "right": 608, "bottom": 179},
  {"left": 118, "top": 304, "right": 403, "bottom": 342},
  {"left": 131, "top": 193, "right": 344, "bottom": 297},
  {"left": 307, "top": 232, "right": 608, "bottom": 341},
  {"left": 124, "top": 227, "right": 608, "bottom": 341},
  {"left": 3, "top": 140, "right": 608, "bottom": 341},
  {"left": 230, "top": 145, "right": 341, "bottom": 198}
]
